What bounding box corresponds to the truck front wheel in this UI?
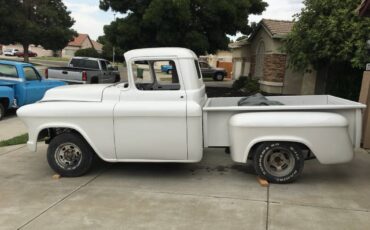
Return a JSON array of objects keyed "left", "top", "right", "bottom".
[
  {"left": 47, "top": 133, "right": 94, "bottom": 177},
  {"left": 253, "top": 142, "right": 304, "bottom": 183},
  {"left": 0, "top": 103, "right": 5, "bottom": 120}
]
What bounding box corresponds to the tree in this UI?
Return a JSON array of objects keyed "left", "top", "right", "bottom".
[
  {"left": 97, "top": 35, "right": 124, "bottom": 62},
  {"left": 284, "top": 0, "right": 370, "bottom": 93},
  {"left": 100, "top": 0, "right": 267, "bottom": 55},
  {"left": 0, "top": 0, "right": 76, "bottom": 62}
]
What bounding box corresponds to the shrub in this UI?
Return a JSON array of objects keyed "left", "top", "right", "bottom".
[
  {"left": 232, "top": 76, "right": 260, "bottom": 94},
  {"left": 74, "top": 48, "right": 101, "bottom": 58}
]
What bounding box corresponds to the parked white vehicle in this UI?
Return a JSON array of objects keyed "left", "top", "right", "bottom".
[
  {"left": 3, "top": 48, "right": 20, "bottom": 56},
  {"left": 17, "top": 48, "right": 366, "bottom": 183}
]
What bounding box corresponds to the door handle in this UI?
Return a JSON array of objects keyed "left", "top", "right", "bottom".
[
  {"left": 62, "top": 71, "right": 68, "bottom": 74},
  {"left": 180, "top": 96, "right": 184, "bottom": 99}
]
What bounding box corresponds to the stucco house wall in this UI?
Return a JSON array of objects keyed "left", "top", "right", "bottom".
[{"left": 230, "top": 19, "right": 317, "bottom": 95}]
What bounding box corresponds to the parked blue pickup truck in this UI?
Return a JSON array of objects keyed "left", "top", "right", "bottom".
[{"left": 0, "top": 60, "right": 65, "bottom": 120}]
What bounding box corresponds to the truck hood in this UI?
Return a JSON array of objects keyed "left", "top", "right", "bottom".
[{"left": 41, "top": 84, "right": 112, "bottom": 102}]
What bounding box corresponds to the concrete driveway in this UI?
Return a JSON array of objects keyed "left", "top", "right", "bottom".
[
  {"left": 0, "top": 111, "right": 27, "bottom": 141},
  {"left": 1, "top": 144, "right": 370, "bottom": 230}
]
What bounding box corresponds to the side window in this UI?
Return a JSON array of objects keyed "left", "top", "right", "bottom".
[
  {"left": 100, "top": 60, "right": 107, "bottom": 71},
  {"left": 132, "top": 60, "right": 180, "bottom": 91},
  {"left": 0, "top": 64, "right": 18, "bottom": 78},
  {"left": 23, "top": 67, "right": 40, "bottom": 81},
  {"left": 194, "top": 61, "right": 202, "bottom": 79},
  {"left": 199, "top": 62, "right": 209, "bottom": 68}
]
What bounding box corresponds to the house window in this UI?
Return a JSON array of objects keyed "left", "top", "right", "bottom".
[{"left": 254, "top": 41, "right": 265, "bottom": 79}]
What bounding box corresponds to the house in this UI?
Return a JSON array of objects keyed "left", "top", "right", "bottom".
[
  {"left": 62, "top": 33, "right": 103, "bottom": 58},
  {"left": 229, "top": 19, "right": 317, "bottom": 95},
  {"left": 1, "top": 44, "right": 54, "bottom": 57}
]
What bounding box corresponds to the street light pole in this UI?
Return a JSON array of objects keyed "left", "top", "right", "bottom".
[{"left": 113, "top": 13, "right": 116, "bottom": 65}]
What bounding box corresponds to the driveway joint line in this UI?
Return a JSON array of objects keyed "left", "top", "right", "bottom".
[
  {"left": 0, "top": 145, "right": 26, "bottom": 157},
  {"left": 17, "top": 168, "right": 107, "bottom": 230},
  {"left": 86, "top": 184, "right": 268, "bottom": 203},
  {"left": 266, "top": 185, "right": 270, "bottom": 230},
  {"left": 269, "top": 200, "right": 370, "bottom": 213}
]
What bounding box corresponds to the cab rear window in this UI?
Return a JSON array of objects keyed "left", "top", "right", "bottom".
[
  {"left": 194, "top": 60, "right": 202, "bottom": 79},
  {"left": 0, "top": 64, "right": 18, "bottom": 78},
  {"left": 70, "top": 59, "right": 99, "bottom": 69}
]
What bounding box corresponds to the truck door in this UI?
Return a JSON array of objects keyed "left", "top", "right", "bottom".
[
  {"left": 114, "top": 59, "right": 188, "bottom": 160},
  {"left": 22, "top": 66, "right": 45, "bottom": 105},
  {"left": 100, "top": 60, "right": 115, "bottom": 83}
]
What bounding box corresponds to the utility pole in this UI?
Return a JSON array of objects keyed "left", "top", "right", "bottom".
[{"left": 112, "top": 13, "right": 116, "bottom": 65}]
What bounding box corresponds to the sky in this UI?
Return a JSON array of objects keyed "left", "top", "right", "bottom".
[{"left": 62, "top": 0, "right": 304, "bottom": 41}]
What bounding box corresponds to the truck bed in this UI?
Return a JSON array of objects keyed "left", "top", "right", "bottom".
[
  {"left": 203, "top": 95, "right": 366, "bottom": 148},
  {"left": 203, "top": 95, "right": 365, "bottom": 111}
]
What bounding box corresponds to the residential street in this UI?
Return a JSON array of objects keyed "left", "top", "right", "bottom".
[{"left": 0, "top": 142, "right": 370, "bottom": 229}]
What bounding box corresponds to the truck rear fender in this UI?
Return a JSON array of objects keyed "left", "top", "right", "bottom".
[{"left": 229, "top": 112, "right": 354, "bottom": 165}]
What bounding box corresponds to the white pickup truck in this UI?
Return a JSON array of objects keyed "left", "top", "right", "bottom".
[{"left": 17, "top": 48, "right": 366, "bottom": 183}]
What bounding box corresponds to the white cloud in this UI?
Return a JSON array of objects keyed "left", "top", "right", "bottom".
[
  {"left": 249, "top": 0, "right": 304, "bottom": 23},
  {"left": 63, "top": 0, "right": 115, "bottom": 40}
]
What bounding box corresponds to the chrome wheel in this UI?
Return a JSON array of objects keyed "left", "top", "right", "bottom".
[
  {"left": 54, "top": 143, "right": 82, "bottom": 170},
  {"left": 263, "top": 147, "right": 295, "bottom": 177}
]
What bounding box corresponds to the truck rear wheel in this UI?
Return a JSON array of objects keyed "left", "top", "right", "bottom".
[
  {"left": 253, "top": 142, "right": 304, "bottom": 183},
  {"left": 213, "top": 73, "right": 224, "bottom": 81},
  {"left": 47, "top": 133, "right": 94, "bottom": 177}
]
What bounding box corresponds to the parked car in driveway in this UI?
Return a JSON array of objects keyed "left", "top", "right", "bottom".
[
  {"left": 0, "top": 60, "right": 65, "bottom": 120},
  {"left": 161, "top": 61, "right": 227, "bottom": 81},
  {"left": 15, "top": 51, "right": 38, "bottom": 57},
  {"left": 3, "top": 48, "right": 20, "bottom": 56},
  {"left": 199, "top": 61, "right": 227, "bottom": 81},
  {"left": 18, "top": 48, "right": 366, "bottom": 183},
  {"left": 46, "top": 57, "right": 120, "bottom": 84}
]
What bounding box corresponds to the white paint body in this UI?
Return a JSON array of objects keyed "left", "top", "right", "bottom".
[{"left": 17, "top": 48, "right": 366, "bottom": 165}]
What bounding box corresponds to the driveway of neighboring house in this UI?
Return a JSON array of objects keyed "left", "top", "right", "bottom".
[
  {"left": 0, "top": 142, "right": 370, "bottom": 229},
  {"left": 0, "top": 111, "right": 27, "bottom": 141}
]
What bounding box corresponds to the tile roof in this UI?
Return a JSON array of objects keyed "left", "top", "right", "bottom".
[
  {"left": 261, "top": 19, "right": 294, "bottom": 37},
  {"left": 91, "top": 40, "right": 103, "bottom": 51},
  {"left": 68, "top": 34, "right": 89, "bottom": 47}
]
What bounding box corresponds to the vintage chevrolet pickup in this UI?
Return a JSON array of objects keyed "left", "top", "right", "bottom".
[{"left": 17, "top": 48, "right": 366, "bottom": 183}]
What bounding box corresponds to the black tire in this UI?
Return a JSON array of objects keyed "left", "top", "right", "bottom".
[
  {"left": 253, "top": 142, "right": 304, "bottom": 183},
  {"left": 114, "top": 75, "right": 121, "bottom": 83},
  {"left": 167, "top": 69, "right": 172, "bottom": 74},
  {"left": 213, "top": 73, "right": 225, "bottom": 81},
  {"left": 47, "top": 133, "right": 94, "bottom": 177},
  {"left": 0, "top": 103, "right": 5, "bottom": 121},
  {"left": 91, "top": 77, "right": 99, "bottom": 84}
]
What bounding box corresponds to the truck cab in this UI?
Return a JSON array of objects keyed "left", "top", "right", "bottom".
[{"left": 0, "top": 60, "right": 65, "bottom": 119}]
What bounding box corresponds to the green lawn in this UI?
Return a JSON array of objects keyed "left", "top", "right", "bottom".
[
  {"left": 0, "top": 134, "right": 28, "bottom": 147},
  {"left": 33, "top": 56, "right": 69, "bottom": 62}
]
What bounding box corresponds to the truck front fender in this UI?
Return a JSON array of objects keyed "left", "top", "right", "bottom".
[{"left": 229, "top": 112, "right": 354, "bottom": 164}]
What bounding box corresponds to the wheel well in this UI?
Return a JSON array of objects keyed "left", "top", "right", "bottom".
[
  {"left": 38, "top": 128, "right": 85, "bottom": 144},
  {"left": 91, "top": 77, "right": 99, "bottom": 84},
  {"left": 247, "top": 141, "right": 312, "bottom": 160},
  {"left": 215, "top": 71, "right": 225, "bottom": 76},
  {"left": 0, "top": 98, "right": 9, "bottom": 109}
]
